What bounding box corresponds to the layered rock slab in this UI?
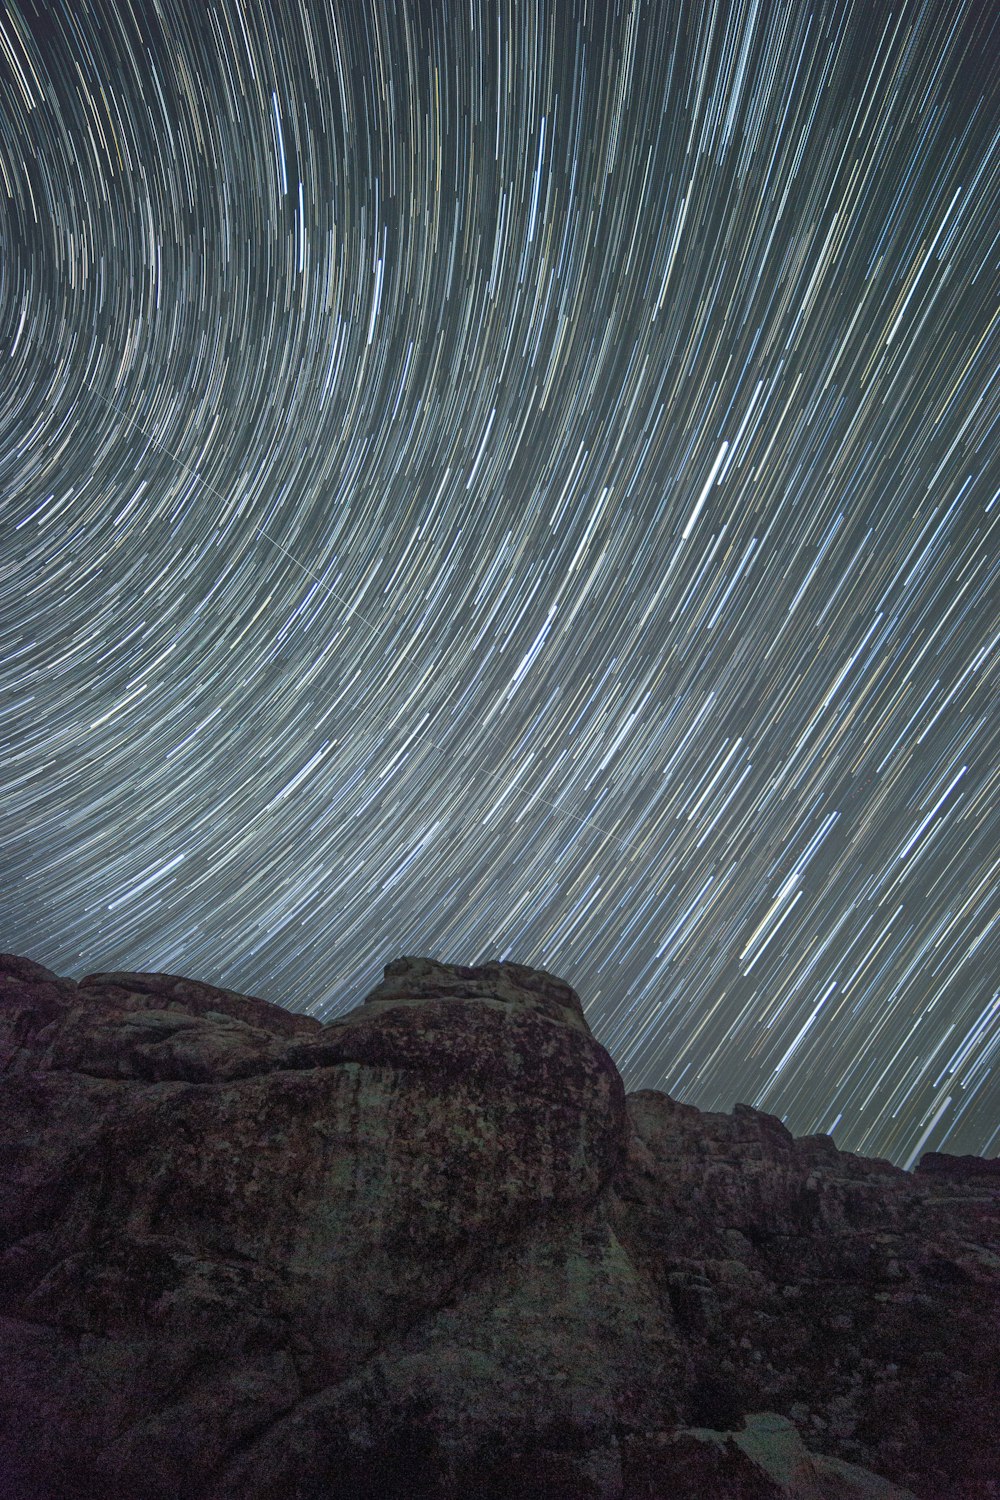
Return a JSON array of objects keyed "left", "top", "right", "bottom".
[{"left": 1, "top": 951, "right": 996, "bottom": 1498}]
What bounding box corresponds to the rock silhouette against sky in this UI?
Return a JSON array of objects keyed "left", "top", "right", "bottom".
[{"left": 2, "top": 952, "right": 997, "bottom": 1498}]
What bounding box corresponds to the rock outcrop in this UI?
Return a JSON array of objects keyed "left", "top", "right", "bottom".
[{"left": 1, "top": 951, "right": 997, "bottom": 1499}]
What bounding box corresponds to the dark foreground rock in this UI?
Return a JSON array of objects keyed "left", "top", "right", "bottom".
[{"left": 1, "top": 951, "right": 997, "bottom": 1499}]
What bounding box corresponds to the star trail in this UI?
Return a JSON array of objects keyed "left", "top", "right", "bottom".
[{"left": 1, "top": 0, "right": 997, "bottom": 1168}]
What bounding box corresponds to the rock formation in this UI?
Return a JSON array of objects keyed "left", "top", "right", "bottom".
[{"left": 1, "top": 950, "right": 997, "bottom": 1499}]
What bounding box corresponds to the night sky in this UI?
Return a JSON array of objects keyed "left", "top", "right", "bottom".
[{"left": 2, "top": 0, "right": 997, "bottom": 1168}]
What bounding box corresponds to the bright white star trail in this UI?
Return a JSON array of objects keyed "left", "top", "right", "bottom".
[{"left": 1, "top": 0, "right": 997, "bottom": 1168}]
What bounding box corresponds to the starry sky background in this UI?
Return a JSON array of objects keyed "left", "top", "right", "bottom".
[{"left": 2, "top": 0, "right": 997, "bottom": 1168}]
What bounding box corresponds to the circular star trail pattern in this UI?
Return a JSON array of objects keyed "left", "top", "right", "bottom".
[{"left": 1, "top": 0, "right": 997, "bottom": 1167}]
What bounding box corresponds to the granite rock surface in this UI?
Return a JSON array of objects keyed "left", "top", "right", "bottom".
[{"left": 1, "top": 951, "right": 996, "bottom": 1499}]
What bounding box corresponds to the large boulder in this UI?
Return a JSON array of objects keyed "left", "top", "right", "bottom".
[{"left": 1, "top": 951, "right": 996, "bottom": 1498}]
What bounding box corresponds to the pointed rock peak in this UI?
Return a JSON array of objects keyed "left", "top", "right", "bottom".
[
  {"left": 360, "top": 955, "right": 593, "bottom": 1034},
  {"left": 731, "top": 1101, "right": 796, "bottom": 1142}
]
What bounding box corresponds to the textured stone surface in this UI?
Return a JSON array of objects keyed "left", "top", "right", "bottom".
[{"left": 1, "top": 951, "right": 996, "bottom": 1498}]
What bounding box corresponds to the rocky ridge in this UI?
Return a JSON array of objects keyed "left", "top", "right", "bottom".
[{"left": 1, "top": 951, "right": 997, "bottom": 1498}]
